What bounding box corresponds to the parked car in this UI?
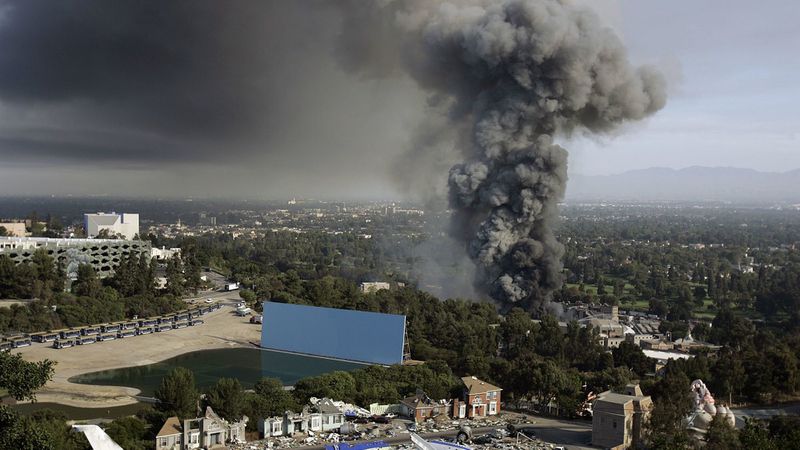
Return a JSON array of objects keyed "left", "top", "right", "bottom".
[
  {"left": 205, "top": 298, "right": 214, "bottom": 303},
  {"left": 371, "top": 415, "right": 389, "bottom": 424}
]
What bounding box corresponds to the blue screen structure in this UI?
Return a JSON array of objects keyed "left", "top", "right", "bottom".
[{"left": 261, "top": 302, "right": 406, "bottom": 365}]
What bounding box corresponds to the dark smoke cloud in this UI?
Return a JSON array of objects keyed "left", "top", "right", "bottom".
[
  {"left": 338, "top": 0, "right": 667, "bottom": 310},
  {"left": 0, "top": 0, "right": 377, "bottom": 170},
  {"left": 0, "top": 0, "right": 666, "bottom": 307},
  {"left": 0, "top": 1, "right": 428, "bottom": 200},
  {"left": 0, "top": 1, "right": 331, "bottom": 139}
]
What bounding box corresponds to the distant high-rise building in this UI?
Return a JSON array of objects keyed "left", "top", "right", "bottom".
[
  {"left": 210, "top": 216, "right": 217, "bottom": 226},
  {"left": 84, "top": 212, "right": 139, "bottom": 240}
]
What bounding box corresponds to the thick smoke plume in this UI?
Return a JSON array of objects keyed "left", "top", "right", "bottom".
[{"left": 340, "top": 0, "right": 666, "bottom": 310}]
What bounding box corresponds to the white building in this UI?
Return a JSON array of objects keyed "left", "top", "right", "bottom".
[
  {"left": 84, "top": 212, "right": 139, "bottom": 240},
  {"left": 151, "top": 246, "right": 181, "bottom": 260},
  {"left": 359, "top": 282, "right": 391, "bottom": 294}
]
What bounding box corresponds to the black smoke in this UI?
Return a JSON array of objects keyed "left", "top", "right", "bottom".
[{"left": 338, "top": 0, "right": 667, "bottom": 310}]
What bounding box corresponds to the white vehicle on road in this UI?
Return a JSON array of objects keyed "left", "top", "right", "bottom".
[{"left": 205, "top": 298, "right": 214, "bottom": 303}]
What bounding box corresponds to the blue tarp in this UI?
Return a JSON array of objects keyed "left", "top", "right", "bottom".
[{"left": 325, "top": 441, "right": 388, "bottom": 450}]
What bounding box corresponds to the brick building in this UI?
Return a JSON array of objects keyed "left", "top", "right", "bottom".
[
  {"left": 454, "top": 376, "right": 502, "bottom": 419},
  {"left": 400, "top": 390, "right": 451, "bottom": 423}
]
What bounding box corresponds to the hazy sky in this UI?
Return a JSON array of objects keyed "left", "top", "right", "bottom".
[{"left": 0, "top": 0, "right": 796, "bottom": 199}]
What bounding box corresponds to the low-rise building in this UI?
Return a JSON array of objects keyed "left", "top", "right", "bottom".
[
  {"left": 259, "top": 398, "right": 347, "bottom": 438},
  {"left": 400, "top": 390, "right": 451, "bottom": 423},
  {"left": 591, "top": 384, "right": 653, "bottom": 450},
  {"left": 359, "top": 282, "right": 391, "bottom": 294},
  {"left": 155, "top": 416, "right": 183, "bottom": 450},
  {"left": 156, "top": 407, "right": 247, "bottom": 450},
  {"left": 0, "top": 222, "right": 27, "bottom": 237},
  {"left": 152, "top": 246, "right": 181, "bottom": 261},
  {"left": 456, "top": 376, "right": 502, "bottom": 418}
]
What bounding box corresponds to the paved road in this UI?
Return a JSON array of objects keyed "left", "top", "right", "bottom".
[
  {"left": 732, "top": 402, "right": 800, "bottom": 427},
  {"left": 518, "top": 415, "right": 593, "bottom": 449}
]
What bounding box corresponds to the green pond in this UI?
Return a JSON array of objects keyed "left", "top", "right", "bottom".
[{"left": 69, "top": 347, "right": 368, "bottom": 396}]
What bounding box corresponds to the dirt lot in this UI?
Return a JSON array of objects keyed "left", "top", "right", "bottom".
[{"left": 15, "top": 294, "right": 260, "bottom": 408}]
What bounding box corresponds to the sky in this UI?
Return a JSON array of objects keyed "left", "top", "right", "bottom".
[{"left": 0, "top": 0, "right": 797, "bottom": 200}]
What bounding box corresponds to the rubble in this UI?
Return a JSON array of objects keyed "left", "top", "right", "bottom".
[{"left": 233, "top": 413, "right": 565, "bottom": 450}]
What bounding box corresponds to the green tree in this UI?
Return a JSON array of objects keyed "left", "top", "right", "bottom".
[
  {"left": 154, "top": 367, "right": 199, "bottom": 420},
  {"left": 767, "top": 415, "right": 800, "bottom": 448},
  {"left": 0, "top": 353, "right": 80, "bottom": 450},
  {"left": 239, "top": 289, "right": 257, "bottom": 306},
  {"left": 72, "top": 264, "right": 102, "bottom": 298},
  {"left": 292, "top": 371, "right": 357, "bottom": 404},
  {"left": 596, "top": 276, "right": 606, "bottom": 296},
  {"left": 705, "top": 414, "right": 741, "bottom": 450},
  {"left": 612, "top": 341, "right": 654, "bottom": 377},
  {"left": 204, "top": 378, "right": 245, "bottom": 421},
  {"left": 738, "top": 418, "right": 776, "bottom": 450},
  {"left": 253, "top": 377, "right": 297, "bottom": 414},
  {"left": 0, "top": 351, "right": 55, "bottom": 401},
  {"left": 645, "top": 367, "right": 693, "bottom": 449},
  {"left": 245, "top": 377, "right": 298, "bottom": 430},
  {"left": 165, "top": 255, "right": 185, "bottom": 297},
  {"left": 103, "top": 416, "right": 150, "bottom": 450}
]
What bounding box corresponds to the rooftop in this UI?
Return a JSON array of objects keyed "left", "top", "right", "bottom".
[
  {"left": 461, "top": 376, "right": 501, "bottom": 395},
  {"left": 156, "top": 416, "right": 182, "bottom": 437}
]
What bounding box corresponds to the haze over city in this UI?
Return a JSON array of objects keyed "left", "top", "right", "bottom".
[
  {"left": 2, "top": 2, "right": 800, "bottom": 450},
  {"left": 0, "top": 0, "right": 797, "bottom": 200}
]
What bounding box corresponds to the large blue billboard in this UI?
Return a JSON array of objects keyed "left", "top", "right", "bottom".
[{"left": 261, "top": 302, "right": 406, "bottom": 365}]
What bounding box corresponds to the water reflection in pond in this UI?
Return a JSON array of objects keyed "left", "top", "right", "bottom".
[{"left": 70, "top": 347, "right": 368, "bottom": 396}]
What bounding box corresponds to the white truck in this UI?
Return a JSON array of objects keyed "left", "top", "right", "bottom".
[{"left": 224, "top": 283, "right": 240, "bottom": 291}]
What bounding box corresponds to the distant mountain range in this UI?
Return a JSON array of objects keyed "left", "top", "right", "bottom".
[{"left": 566, "top": 166, "right": 800, "bottom": 202}]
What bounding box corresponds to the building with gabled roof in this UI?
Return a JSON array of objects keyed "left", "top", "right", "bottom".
[
  {"left": 155, "top": 407, "right": 247, "bottom": 450},
  {"left": 155, "top": 416, "right": 182, "bottom": 450},
  {"left": 400, "top": 389, "right": 451, "bottom": 423},
  {"left": 455, "top": 376, "right": 502, "bottom": 418}
]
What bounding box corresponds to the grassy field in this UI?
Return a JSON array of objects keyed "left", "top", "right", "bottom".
[{"left": 567, "top": 278, "right": 719, "bottom": 319}]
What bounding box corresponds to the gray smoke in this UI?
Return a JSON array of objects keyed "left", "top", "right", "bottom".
[{"left": 343, "top": 0, "right": 667, "bottom": 310}]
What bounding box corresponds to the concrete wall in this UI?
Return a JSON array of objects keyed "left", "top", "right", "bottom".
[{"left": 0, "top": 237, "right": 150, "bottom": 279}]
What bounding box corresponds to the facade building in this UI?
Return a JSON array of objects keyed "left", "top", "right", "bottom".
[
  {"left": 456, "top": 376, "right": 502, "bottom": 418},
  {"left": 151, "top": 246, "right": 181, "bottom": 260},
  {"left": 400, "top": 390, "right": 451, "bottom": 423},
  {"left": 156, "top": 416, "right": 183, "bottom": 450},
  {"left": 156, "top": 407, "right": 247, "bottom": 450},
  {"left": 259, "top": 398, "right": 347, "bottom": 438},
  {"left": 84, "top": 212, "right": 139, "bottom": 239},
  {"left": 0, "top": 222, "right": 27, "bottom": 237},
  {"left": 359, "top": 281, "right": 391, "bottom": 293},
  {"left": 591, "top": 384, "right": 653, "bottom": 450},
  {"left": 0, "top": 237, "right": 150, "bottom": 279}
]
